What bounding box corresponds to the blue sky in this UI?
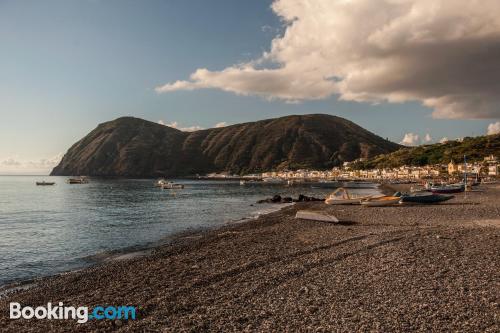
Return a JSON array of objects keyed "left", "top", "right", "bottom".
[{"left": 0, "top": 0, "right": 496, "bottom": 173}]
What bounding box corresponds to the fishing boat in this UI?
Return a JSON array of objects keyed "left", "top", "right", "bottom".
[
  {"left": 36, "top": 181, "right": 55, "bottom": 186},
  {"left": 161, "top": 181, "right": 184, "bottom": 189},
  {"left": 430, "top": 184, "right": 464, "bottom": 194},
  {"left": 360, "top": 196, "right": 401, "bottom": 207},
  {"left": 325, "top": 187, "right": 373, "bottom": 205},
  {"left": 67, "top": 177, "right": 88, "bottom": 184},
  {"left": 399, "top": 193, "right": 454, "bottom": 204}
]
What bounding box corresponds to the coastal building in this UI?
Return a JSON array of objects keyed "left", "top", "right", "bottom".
[{"left": 448, "top": 160, "right": 458, "bottom": 174}]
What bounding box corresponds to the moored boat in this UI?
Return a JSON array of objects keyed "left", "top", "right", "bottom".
[
  {"left": 36, "top": 181, "right": 55, "bottom": 186},
  {"left": 262, "top": 177, "right": 285, "bottom": 184},
  {"left": 430, "top": 184, "right": 464, "bottom": 194},
  {"left": 361, "top": 196, "right": 401, "bottom": 207},
  {"left": 161, "top": 181, "right": 184, "bottom": 189},
  {"left": 67, "top": 177, "right": 89, "bottom": 184}
]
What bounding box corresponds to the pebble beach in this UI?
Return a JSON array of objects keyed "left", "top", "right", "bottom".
[{"left": 1, "top": 184, "right": 499, "bottom": 332}]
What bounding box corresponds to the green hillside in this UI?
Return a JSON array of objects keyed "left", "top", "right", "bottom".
[{"left": 352, "top": 134, "right": 500, "bottom": 170}]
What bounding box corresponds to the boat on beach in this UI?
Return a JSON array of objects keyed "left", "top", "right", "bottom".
[
  {"left": 360, "top": 196, "right": 401, "bottom": 207},
  {"left": 430, "top": 184, "right": 464, "bottom": 194},
  {"left": 399, "top": 192, "right": 454, "bottom": 204},
  {"left": 67, "top": 177, "right": 88, "bottom": 184},
  {"left": 36, "top": 181, "right": 55, "bottom": 186},
  {"left": 325, "top": 187, "right": 373, "bottom": 205},
  {"left": 295, "top": 210, "right": 339, "bottom": 223}
]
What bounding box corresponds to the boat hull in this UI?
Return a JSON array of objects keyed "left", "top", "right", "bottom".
[
  {"left": 400, "top": 194, "right": 454, "bottom": 204},
  {"left": 361, "top": 197, "right": 400, "bottom": 207}
]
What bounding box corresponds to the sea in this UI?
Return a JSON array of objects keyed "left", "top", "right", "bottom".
[{"left": 0, "top": 176, "right": 381, "bottom": 287}]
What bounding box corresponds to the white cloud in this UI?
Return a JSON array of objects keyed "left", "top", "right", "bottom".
[
  {"left": 423, "top": 133, "right": 432, "bottom": 143},
  {"left": 156, "top": 0, "right": 500, "bottom": 119},
  {"left": 439, "top": 137, "right": 449, "bottom": 144},
  {"left": 0, "top": 153, "right": 63, "bottom": 174},
  {"left": 487, "top": 121, "right": 500, "bottom": 135},
  {"left": 181, "top": 125, "right": 204, "bottom": 132},
  {"left": 400, "top": 133, "right": 420, "bottom": 146},
  {"left": 214, "top": 122, "right": 228, "bottom": 128},
  {"left": 157, "top": 120, "right": 203, "bottom": 132}
]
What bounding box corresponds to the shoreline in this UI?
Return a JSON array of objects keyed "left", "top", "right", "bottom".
[
  {"left": 0, "top": 200, "right": 294, "bottom": 296},
  {"left": 1, "top": 185, "right": 498, "bottom": 331}
]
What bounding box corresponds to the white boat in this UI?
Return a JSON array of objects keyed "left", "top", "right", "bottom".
[
  {"left": 295, "top": 210, "right": 339, "bottom": 223},
  {"left": 154, "top": 178, "right": 168, "bottom": 187},
  {"left": 360, "top": 196, "right": 401, "bottom": 207},
  {"left": 240, "top": 180, "right": 246, "bottom": 186},
  {"left": 325, "top": 188, "right": 373, "bottom": 205},
  {"left": 161, "top": 182, "right": 184, "bottom": 189},
  {"left": 262, "top": 177, "right": 285, "bottom": 184}
]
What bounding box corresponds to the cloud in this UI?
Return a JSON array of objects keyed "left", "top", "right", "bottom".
[
  {"left": 156, "top": 0, "right": 500, "bottom": 119},
  {"left": 423, "top": 133, "right": 433, "bottom": 143},
  {"left": 487, "top": 121, "right": 500, "bottom": 135},
  {"left": 214, "top": 122, "right": 228, "bottom": 128},
  {"left": 400, "top": 133, "right": 420, "bottom": 146},
  {"left": 158, "top": 120, "right": 203, "bottom": 132},
  {"left": 0, "top": 153, "right": 63, "bottom": 174}
]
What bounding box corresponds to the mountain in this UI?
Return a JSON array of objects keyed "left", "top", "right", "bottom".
[
  {"left": 352, "top": 134, "right": 500, "bottom": 170},
  {"left": 50, "top": 114, "right": 401, "bottom": 177}
]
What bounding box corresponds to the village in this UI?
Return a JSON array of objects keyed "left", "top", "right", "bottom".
[{"left": 205, "top": 154, "right": 499, "bottom": 182}]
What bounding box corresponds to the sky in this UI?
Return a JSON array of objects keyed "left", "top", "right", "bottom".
[{"left": 1, "top": 0, "right": 499, "bottom": 174}]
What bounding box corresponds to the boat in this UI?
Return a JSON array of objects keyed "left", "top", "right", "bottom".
[
  {"left": 240, "top": 180, "right": 246, "bottom": 186},
  {"left": 262, "top": 177, "right": 285, "bottom": 184},
  {"left": 360, "top": 196, "right": 401, "bottom": 207},
  {"left": 342, "top": 181, "right": 378, "bottom": 189},
  {"left": 36, "top": 181, "right": 55, "bottom": 186},
  {"left": 430, "top": 184, "right": 464, "bottom": 194},
  {"left": 161, "top": 181, "right": 184, "bottom": 189},
  {"left": 325, "top": 187, "right": 373, "bottom": 205},
  {"left": 295, "top": 210, "right": 339, "bottom": 223},
  {"left": 313, "top": 180, "right": 343, "bottom": 188},
  {"left": 399, "top": 193, "right": 454, "bottom": 204},
  {"left": 67, "top": 177, "right": 89, "bottom": 184},
  {"left": 154, "top": 178, "right": 168, "bottom": 187}
]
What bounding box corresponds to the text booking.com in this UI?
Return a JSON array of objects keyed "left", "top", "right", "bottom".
[{"left": 10, "top": 302, "right": 136, "bottom": 323}]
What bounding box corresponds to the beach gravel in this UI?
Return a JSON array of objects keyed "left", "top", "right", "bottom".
[{"left": 1, "top": 185, "right": 499, "bottom": 332}]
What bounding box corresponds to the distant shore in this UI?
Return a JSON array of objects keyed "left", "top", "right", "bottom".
[{"left": 1, "top": 185, "right": 499, "bottom": 332}]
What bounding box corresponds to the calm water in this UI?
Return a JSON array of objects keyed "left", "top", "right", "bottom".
[{"left": 0, "top": 176, "right": 380, "bottom": 286}]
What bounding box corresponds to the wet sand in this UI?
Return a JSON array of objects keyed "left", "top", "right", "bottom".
[{"left": 1, "top": 185, "right": 499, "bottom": 332}]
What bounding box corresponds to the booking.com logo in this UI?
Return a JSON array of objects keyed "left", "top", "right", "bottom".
[{"left": 10, "top": 302, "right": 136, "bottom": 323}]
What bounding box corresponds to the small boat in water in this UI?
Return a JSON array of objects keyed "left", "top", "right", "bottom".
[
  {"left": 342, "top": 181, "right": 377, "bottom": 189},
  {"left": 325, "top": 187, "right": 373, "bottom": 205},
  {"left": 161, "top": 181, "right": 184, "bottom": 189},
  {"left": 262, "top": 177, "right": 285, "bottom": 184},
  {"left": 154, "top": 178, "right": 167, "bottom": 187},
  {"left": 67, "top": 177, "right": 88, "bottom": 184},
  {"left": 36, "top": 181, "right": 55, "bottom": 186},
  {"left": 430, "top": 184, "right": 464, "bottom": 194},
  {"left": 361, "top": 196, "right": 401, "bottom": 207},
  {"left": 399, "top": 193, "right": 454, "bottom": 204},
  {"left": 240, "top": 180, "right": 246, "bottom": 186}
]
